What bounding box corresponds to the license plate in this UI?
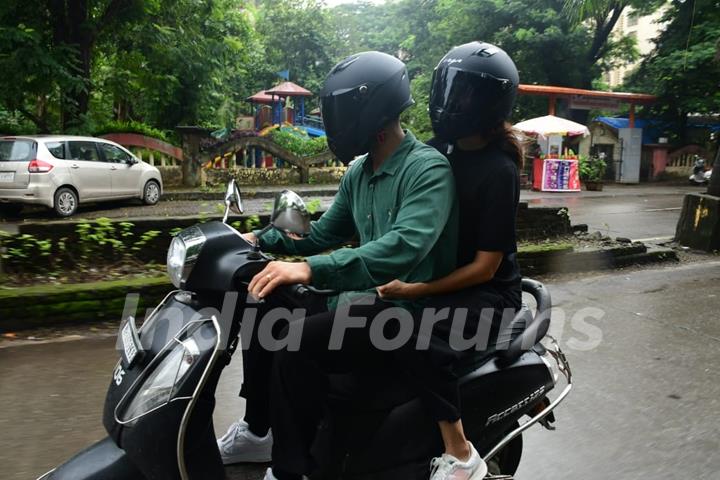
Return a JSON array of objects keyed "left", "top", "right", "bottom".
[
  {"left": 0, "top": 172, "right": 14, "bottom": 182},
  {"left": 118, "top": 316, "right": 143, "bottom": 367}
]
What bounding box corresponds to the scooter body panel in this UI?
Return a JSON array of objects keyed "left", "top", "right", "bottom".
[{"left": 100, "top": 295, "right": 226, "bottom": 479}]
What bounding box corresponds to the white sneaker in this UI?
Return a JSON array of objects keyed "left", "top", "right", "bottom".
[
  {"left": 262, "top": 467, "right": 309, "bottom": 480},
  {"left": 263, "top": 468, "right": 278, "bottom": 480},
  {"left": 217, "top": 420, "right": 272, "bottom": 464},
  {"left": 429, "top": 443, "right": 488, "bottom": 480}
]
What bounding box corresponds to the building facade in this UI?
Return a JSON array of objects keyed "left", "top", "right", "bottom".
[{"left": 605, "top": 6, "right": 669, "bottom": 87}]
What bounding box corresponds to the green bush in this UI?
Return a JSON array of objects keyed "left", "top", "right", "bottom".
[
  {"left": 579, "top": 155, "right": 607, "bottom": 182},
  {"left": 269, "top": 129, "right": 329, "bottom": 157},
  {"left": 93, "top": 120, "right": 176, "bottom": 145}
]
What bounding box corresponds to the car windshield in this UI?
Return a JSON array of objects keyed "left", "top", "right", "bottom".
[{"left": 0, "top": 139, "right": 34, "bottom": 162}]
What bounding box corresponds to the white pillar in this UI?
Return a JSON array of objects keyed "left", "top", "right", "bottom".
[{"left": 618, "top": 128, "right": 643, "bottom": 183}]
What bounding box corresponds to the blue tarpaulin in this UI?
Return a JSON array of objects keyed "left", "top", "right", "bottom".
[
  {"left": 595, "top": 117, "right": 661, "bottom": 145},
  {"left": 595, "top": 116, "right": 720, "bottom": 144}
]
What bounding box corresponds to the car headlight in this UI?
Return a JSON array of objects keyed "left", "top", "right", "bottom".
[
  {"left": 167, "top": 226, "right": 205, "bottom": 288},
  {"left": 120, "top": 337, "right": 200, "bottom": 423}
]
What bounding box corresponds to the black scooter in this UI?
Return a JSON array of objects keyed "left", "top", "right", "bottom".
[{"left": 39, "top": 180, "right": 572, "bottom": 480}]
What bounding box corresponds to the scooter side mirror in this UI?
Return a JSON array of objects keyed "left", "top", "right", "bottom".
[
  {"left": 223, "top": 179, "right": 243, "bottom": 223},
  {"left": 270, "top": 189, "right": 311, "bottom": 238}
]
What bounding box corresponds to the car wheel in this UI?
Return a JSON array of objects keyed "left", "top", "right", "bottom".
[
  {"left": 54, "top": 187, "right": 78, "bottom": 217},
  {"left": 0, "top": 204, "right": 23, "bottom": 218},
  {"left": 143, "top": 180, "right": 160, "bottom": 205}
]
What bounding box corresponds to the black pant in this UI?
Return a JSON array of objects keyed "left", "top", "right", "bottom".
[
  {"left": 269, "top": 298, "right": 403, "bottom": 475},
  {"left": 240, "top": 297, "right": 325, "bottom": 436}
]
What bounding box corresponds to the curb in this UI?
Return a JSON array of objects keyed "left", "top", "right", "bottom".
[
  {"left": 0, "top": 276, "right": 171, "bottom": 332},
  {"left": 519, "top": 243, "right": 678, "bottom": 276}
]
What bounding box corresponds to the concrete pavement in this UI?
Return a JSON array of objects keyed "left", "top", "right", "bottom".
[{"left": 1, "top": 260, "right": 718, "bottom": 479}]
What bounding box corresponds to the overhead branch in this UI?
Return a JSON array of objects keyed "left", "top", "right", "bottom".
[{"left": 589, "top": 2, "right": 625, "bottom": 63}]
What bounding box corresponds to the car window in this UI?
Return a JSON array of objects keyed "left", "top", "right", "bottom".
[
  {"left": 45, "top": 141, "right": 67, "bottom": 159},
  {"left": 67, "top": 141, "right": 101, "bottom": 162},
  {"left": 98, "top": 143, "right": 132, "bottom": 163},
  {"left": 0, "top": 140, "right": 35, "bottom": 162}
]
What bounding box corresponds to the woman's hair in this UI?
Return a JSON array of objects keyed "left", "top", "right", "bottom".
[{"left": 485, "top": 122, "right": 525, "bottom": 169}]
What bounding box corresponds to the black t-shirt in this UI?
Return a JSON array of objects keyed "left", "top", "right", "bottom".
[{"left": 429, "top": 139, "right": 522, "bottom": 292}]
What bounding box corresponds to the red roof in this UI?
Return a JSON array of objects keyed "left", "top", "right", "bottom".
[
  {"left": 265, "top": 81, "right": 312, "bottom": 97},
  {"left": 247, "top": 91, "right": 284, "bottom": 104}
]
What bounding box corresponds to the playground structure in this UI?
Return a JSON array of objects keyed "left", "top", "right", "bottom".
[
  {"left": 247, "top": 81, "right": 325, "bottom": 137},
  {"left": 101, "top": 80, "right": 336, "bottom": 187}
]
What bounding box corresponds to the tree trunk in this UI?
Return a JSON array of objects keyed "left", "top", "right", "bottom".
[{"left": 62, "top": 0, "right": 92, "bottom": 130}]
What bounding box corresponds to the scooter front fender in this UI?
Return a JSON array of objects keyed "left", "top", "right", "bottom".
[{"left": 38, "top": 436, "right": 142, "bottom": 480}]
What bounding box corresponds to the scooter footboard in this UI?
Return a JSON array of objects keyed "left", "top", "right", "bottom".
[{"left": 39, "top": 437, "right": 143, "bottom": 480}]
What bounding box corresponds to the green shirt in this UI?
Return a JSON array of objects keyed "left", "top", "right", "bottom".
[{"left": 258, "top": 131, "right": 458, "bottom": 307}]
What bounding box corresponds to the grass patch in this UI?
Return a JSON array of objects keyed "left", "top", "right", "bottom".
[{"left": 518, "top": 240, "right": 574, "bottom": 255}]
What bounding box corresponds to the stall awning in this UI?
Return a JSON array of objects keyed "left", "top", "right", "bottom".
[{"left": 515, "top": 115, "right": 590, "bottom": 138}]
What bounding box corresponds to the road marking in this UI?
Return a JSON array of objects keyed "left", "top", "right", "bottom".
[
  {"left": 643, "top": 207, "right": 682, "bottom": 212},
  {"left": 632, "top": 236, "right": 674, "bottom": 243}
]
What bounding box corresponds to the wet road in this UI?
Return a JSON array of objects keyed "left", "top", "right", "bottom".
[
  {"left": 1, "top": 260, "right": 719, "bottom": 479},
  {"left": 523, "top": 184, "right": 701, "bottom": 241}
]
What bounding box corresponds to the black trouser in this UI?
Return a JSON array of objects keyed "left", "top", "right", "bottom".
[
  {"left": 240, "top": 297, "right": 326, "bottom": 436},
  {"left": 269, "top": 298, "right": 404, "bottom": 475}
]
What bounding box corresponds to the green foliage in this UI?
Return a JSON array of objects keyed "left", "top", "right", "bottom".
[
  {"left": 305, "top": 199, "right": 322, "bottom": 215},
  {"left": 0, "top": 0, "right": 668, "bottom": 142},
  {"left": 257, "top": 0, "right": 342, "bottom": 95},
  {"left": 578, "top": 154, "right": 607, "bottom": 182},
  {"left": 93, "top": 120, "right": 174, "bottom": 144},
  {"left": 627, "top": 0, "right": 720, "bottom": 141},
  {"left": 230, "top": 214, "right": 262, "bottom": 233},
  {"left": 270, "top": 129, "right": 329, "bottom": 157}
]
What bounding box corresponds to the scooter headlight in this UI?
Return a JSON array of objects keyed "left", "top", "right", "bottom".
[
  {"left": 120, "top": 337, "right": 200, "bottom": 423},
  {"left": 167, "top": 226, "right": 206, "bottom": 288}
]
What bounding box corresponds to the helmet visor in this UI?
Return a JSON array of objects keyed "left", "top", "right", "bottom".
[
  {"left": 320, "top": 86, "right": 370, "bottom": 138},
  {"left": 430, "top": 67, "right": 512, "bottom": 115}
]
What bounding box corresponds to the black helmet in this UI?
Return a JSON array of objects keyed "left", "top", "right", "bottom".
[
  {"left": 429, "top": 41, "right": 519, "bottom": 141},
  {"left": 320, "top": 51, "right": 414, "bottom": 163}
]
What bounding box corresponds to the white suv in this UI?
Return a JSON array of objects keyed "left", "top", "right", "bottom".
[{"left": 0, "top": 135, "right": 163, "bottom": 217}]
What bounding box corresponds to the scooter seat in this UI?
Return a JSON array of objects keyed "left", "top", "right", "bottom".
[
  {"left": 454, "top": 303, "right": 532, "bottom": 376},
  {"left": 326, "top": 307, "right": 531, "bottom": 412}
]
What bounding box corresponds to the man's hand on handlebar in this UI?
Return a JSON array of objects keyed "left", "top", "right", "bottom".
[
  {"left": 241, "top": 232, "right": 257, "bottom": 244},
  {"left": 248, "top": 261, "right": 312, "bottom": 299}
]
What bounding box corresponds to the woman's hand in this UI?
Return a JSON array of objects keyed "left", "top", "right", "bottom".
[
  {"left": 376, "top": 279, "right": 426, "bottom": 299},
  {"left": 248, "top": 261, "right": 312, "bottom": 299}
]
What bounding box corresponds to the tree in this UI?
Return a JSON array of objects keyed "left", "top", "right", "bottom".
[
  {"left": 110, "top": 0, "right": 257, "bottom": 129},
  {"left": 45, "top": 0, "right": 145, "bottom": 129},
  {"left": 628, "top": 0, "right": 720, "bottom": 142},
  {"left": 256, "top": 0, "right": 341, "bottom": 95}
]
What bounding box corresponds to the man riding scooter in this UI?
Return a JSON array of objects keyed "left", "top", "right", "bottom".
[{"left": 217, "top": 51, "right": 460, "bottom": 480}]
